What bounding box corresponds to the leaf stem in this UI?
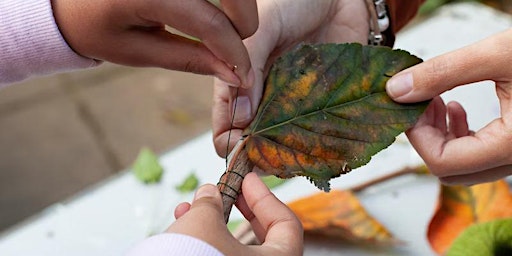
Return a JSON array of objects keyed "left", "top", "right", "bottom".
[
  {"left": 351, "top": 165, "right": 428, "bottom": 193},
  {"left": 217, "top": 138, "right": 254, "bottom": 223}
]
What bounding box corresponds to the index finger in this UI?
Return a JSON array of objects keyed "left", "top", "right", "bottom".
[
  {"left": 387, "top": 29, "right": 512, "bottom": 103},
  {"left": 220, "top": 0, "right": 259, "bottom": 38},
  {"left": 140, "top": 0, "right": 255, "bottom": 87}
]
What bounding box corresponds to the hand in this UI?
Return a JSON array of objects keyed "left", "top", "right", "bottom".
[
  {"left": 50, "top": 0, "right": 257, "bottom": 87},
  {"left": 212, "top": 0, "right": 370, "bottom": 157},
  {"left": 168, "top": 172, "right": 303, "bottom": 255},
  {"left": 386, "top": 29, "right": 512, "bottom": 185}
]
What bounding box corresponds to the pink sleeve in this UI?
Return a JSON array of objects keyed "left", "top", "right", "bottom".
[
  {"left": 125, "top": 233, "right": 224, "bottom": 256},
  {"left": 0, "top": 0, "right": 99, "bottom": 86}
]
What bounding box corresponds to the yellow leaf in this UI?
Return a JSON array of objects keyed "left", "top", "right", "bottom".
[{"left": 287, "top": 190, "right": 397, "bottom": 245}]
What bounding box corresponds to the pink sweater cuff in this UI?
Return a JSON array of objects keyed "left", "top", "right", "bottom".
[
  {"left": 0, "top": 0, "right": 99, "bottom": 86},
  {"left": 125, "top": 233, "right": 224, "bottom": 256}
]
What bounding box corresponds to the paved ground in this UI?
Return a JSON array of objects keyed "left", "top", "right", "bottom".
[{"left": 0, "top": 64, "right": 214, "bottom": 231}]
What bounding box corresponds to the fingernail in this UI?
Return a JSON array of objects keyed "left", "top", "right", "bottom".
[
  {"left": 242, "top": 68, "right": 255, "bottom": 89},
  {"left": 194, "top": 185, "right": 217, "bottom": 200},
  {"left": 387, "top": 72, "right": 413, "bottom": 99},
  {"left": 233, "top": 96, "right": 252, "bottom": 126}
]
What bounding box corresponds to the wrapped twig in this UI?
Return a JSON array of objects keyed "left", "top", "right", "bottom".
[{"left": 217, "top": 139, "right": 254, "bottom": 223}]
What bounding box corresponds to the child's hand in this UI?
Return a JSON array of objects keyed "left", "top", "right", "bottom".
[
  {"left": 51, "top": 0, "right": 257, "bottom": 87},
  {"left": 168, "top": 172, "right": 303, "bottom": 255}
]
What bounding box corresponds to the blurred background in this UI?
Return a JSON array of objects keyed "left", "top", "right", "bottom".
[{"left": 0, "top": 0, "right": 511, "bottom": 233}]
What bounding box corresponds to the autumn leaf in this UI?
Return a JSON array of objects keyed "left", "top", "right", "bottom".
[
  {"left": 241, "top": 43, "right": 428, "bottom": 191},
  {"left": 218, "top": 43, "right": 427, "bottom": 222},
  {"left": 229, "top": 165, "right": 428, "bottom": 244},
  {"left": 428, "top": 180, "right": 512, "bottom": 254},
  {"left": 287, "top": 189, "right": 398, "bottom": 245}
]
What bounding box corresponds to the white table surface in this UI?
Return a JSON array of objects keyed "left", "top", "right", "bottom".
[{"left": 1, "top": 3, "right": 511, "bottom": 256}]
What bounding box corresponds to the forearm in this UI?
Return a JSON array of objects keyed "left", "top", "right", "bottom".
[
  {"left": 0, "top": 0, "right": 99, "bottom": 87},
  {"left": 387, "top": 0, "right": 426, "bottom": 33}
]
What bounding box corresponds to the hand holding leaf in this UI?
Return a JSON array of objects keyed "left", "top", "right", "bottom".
[{"left": 218, "top": 43, "right": 429, "bottom": 222}]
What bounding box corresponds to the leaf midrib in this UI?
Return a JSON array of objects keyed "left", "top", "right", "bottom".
[{"left": 250, "top": 92, "right": 384, "bottom": 136}]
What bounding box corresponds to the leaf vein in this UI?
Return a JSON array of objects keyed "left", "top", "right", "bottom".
[{"left": 289, "top": 122, "right": 374, "bottom": 144}]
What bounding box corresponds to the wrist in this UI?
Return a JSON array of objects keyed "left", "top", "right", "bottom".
[{"left": 50, "top": 0, "right": 81, "bottom": 56}]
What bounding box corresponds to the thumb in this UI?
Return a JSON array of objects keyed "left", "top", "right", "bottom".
[
  {"left": 188, "top": 184, "right": 224, "bottom": 217},
  {"left": 386, "top": 31, "right": 508, "bottom": 103},
  {"left": 166, "top": 184, "right": 242, "bottom": 254},
  {"left": 167, "top": 184, "right": 226, "bottom": 233},
  {"left": 385, "top": 52, "right": 467, "bottom": 103}
]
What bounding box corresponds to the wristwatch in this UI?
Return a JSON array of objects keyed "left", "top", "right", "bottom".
[{"left": 366, "top": 0, "right": 392, "bottom": 46}]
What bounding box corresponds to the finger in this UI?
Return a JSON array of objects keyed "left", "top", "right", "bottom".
[
  {"left": 413, "top": 97, "right": 447, "bottom": 132},
  {"left": 407, "top": 114, "right": 512, "bottom": 178},
  {"left": 166, "top": 185, "right": 226, "bottom": 234},
  {"left": 234, "top": 193, "right": 261, "bottom": 241},
  {"left": 447, "top": 101, "right": 469, "bottom": 138},
  {"left": 439, "top": 165, "right": 512, "bottom": 186},
  {"left": 239, "top": 173, "right": 303, "bottom": 253},
  {"left": 213, "top": 82, "right": 245, "bottom": 156},
  {"left": 166, "top": 184, "right": 243, "bottom": 254},
  {"left": 212, "top": 79, "right": 262, "bottom": 157},
  {"left": 167, "top": 185, "right": 225, "bottom": 229},
  {"left": 174, "top": 202, "right": 191, "bottom": 219},
  {"left": 95, "top": 30, "right": 241, "bottom": 86},
  {"left": 432, "top": 97, "right": 447, "bottom": 133},
  {"left": 212, "top": 25, "right": 277, "bottom": 157},
  {"left": 386, "top": 29, "right": 512, "bottom": 103},
  {"left": 214, "top": 128, "right": 244, "bottom": 158},
  {"left": 219, "top": 0, "right": 259, "bottom": 38},
  {"left": 141, "top": 0, "right": 254, "bottom": 88},
  {"left": 235, "top": 175, "right": 276, "bottom": 242}
]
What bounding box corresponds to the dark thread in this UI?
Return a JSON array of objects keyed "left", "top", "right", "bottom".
[
  {"left": 220, "top": 191, "right": 237, "bottom": 201},
  {"left": 217, "top": 182, "right": 239, "bottom": 195},
  {"left": 226, "top": 87, "right": 240, "bottom": 168},
  {"left": 227, "top": 169, "right": 245, "bottom": 179}
]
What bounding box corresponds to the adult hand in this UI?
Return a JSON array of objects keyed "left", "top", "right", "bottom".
[
  {"left": 386, "top": 29, "right": 512, "bottom": 185},
  {"left": 168, "top": 172, "right": 303, "bottom": 255},
  {"left": 212, "top": 0, "right": 370, "bottom": 157},
  {"left": 51, "top": 0, "right": 257, "bottom": 87}
]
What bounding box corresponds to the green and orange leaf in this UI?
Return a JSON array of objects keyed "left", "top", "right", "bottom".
[
  {"left": 428, "top": 180, "right": 512, "bottom": 254},
  {"left": 241, "top": 43, "right": 428, "bottom": 191}
]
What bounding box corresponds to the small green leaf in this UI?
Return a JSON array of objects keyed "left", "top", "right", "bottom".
[
  {"left": 132, "top": 147, "right": 163, "bottom": 184},
  {"left": 261, "top": 175, "right": 287, "bottom": 189},
  {"left": 175, "top": 172, "right": 199, "bottom": 193},
  {"left": 447, "top": 218, "right": 512, "bottom": 256}
]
